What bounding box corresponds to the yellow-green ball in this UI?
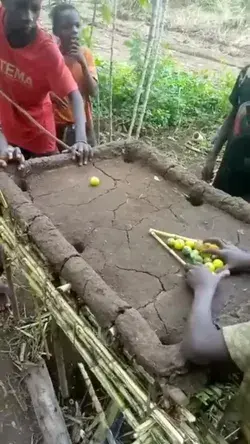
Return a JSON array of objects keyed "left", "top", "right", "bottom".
[
  {"left": 205, "top": 262, "right": 215, "bottom": 272},
  {"left": 167, "top": 238, "right": 175, "bottom": 247},
  {"left": 174, "top": 239, "right": 185, "bottom": 250},
  {"left": 213, "top": 259, "right": 224, "bottom": 270},
  {"left": 89, "top": 176, "right": 100, "bottom": 187},
  {"left": 185, "top": 239, "right": 195, "bottom": 249}
]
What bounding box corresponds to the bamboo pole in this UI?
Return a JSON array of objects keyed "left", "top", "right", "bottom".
[
  {"left": 53, "top": 322, "right": 69, "bottom": 400},
  {"left": 149, "top": 230, "right": 186, "bottom": 267},
  {"left": 128, "top": 0, "right": 160, "bottom": 138},
  {"left": 25, "top": 359, "right": 72, "bottom": 444},
  {"left": 149, "top": 229, "right": 197, "bottom": 243},
  {"left": 93, "top": 400, "right": 120, "bottom": 443},
  {"left": 135, "top": 0, "right": 168, "bottom": 138},
  {"left": 109, "top": 0, "right": 118, "bottom": 142},
  {"left": 78, "top": 363, "right": 116, "bottom": 444}
]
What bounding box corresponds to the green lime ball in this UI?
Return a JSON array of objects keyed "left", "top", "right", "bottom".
[
  {"left": 205, "top": 262, "right": 215, "bottom": 272},
  {"left": 182, "top": 246, "right": 192, "bottom": 256},
  {"left": 194, "top": 255, "right": 203, "bottom": 264},
  {"left": 203, "top": 254, "right": 212, "bottom": 264},
  {"left": 174, "top": 239, "right": 185, "bottom": 250},
  {"left": 167, "top": 238, "right": 175, "bottom": 247}
]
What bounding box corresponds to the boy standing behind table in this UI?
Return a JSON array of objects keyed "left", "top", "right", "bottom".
[
  {"left": 50, "top": 4, "right": 98, "bottom": 148},
  {"left": 0, "top": 0, "right": 92, "bottom": 167}
]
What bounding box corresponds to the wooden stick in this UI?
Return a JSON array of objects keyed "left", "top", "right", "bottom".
[
  {"left": 78, "top": 363, "right": 116, "bottom": 444},
  {"left": 53, "top": 322, "right": 69, "bottom": 400},
  {"left": 149, "top": 229, "right": 197, "bottom": 243},
  {"left": 0, "top": 89, "right": 70, "bottom": 153},
  {"left": 149, "top": 230, "right": 186, "bottom": 267},
  {"left": 25, "top": 359, "right": 72, "bottom": 444}
]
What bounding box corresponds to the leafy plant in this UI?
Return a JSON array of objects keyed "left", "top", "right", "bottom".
[{"left": 95, "top": 55, "right": 234, "bottom": 133}]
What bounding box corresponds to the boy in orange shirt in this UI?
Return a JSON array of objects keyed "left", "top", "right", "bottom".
[{"left": 50, "top": 4, "right": 98, "bottom": 147}]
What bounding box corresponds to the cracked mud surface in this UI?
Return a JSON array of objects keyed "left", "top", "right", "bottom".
[{"left": 26, "top": 159, "right": 250, "bottom": 345}]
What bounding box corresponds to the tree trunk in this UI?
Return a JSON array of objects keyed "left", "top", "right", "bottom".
[{"left": 25, "top": 359, "right": 72, "bottom": 444}]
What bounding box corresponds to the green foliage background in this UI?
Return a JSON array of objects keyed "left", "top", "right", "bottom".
[{"left": 95, "top": 55, "right": 234, "bottom": 132}]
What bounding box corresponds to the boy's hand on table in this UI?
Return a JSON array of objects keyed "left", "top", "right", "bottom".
[
  {"left": 201, "top": 153, "right": 216, "bottom": 182},
  {"left": 0, "top": 145, "right": 25, "bottom": 170},
  {"left": 70, "top": 141, "right": 93, "bottom": 166},
  {"left": 186, "top": 265, "right": 230, "bottom": 293},
  {"left": 204, "top": 238, "right": 250, "bottom": 272}
]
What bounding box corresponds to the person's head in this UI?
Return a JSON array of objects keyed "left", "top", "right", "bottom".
[
  {"left": 50, "top": 4, "right": 81, "bottom": 47},
  {"left": 3, "top": 0, "right": 42, "bottom": 34}
]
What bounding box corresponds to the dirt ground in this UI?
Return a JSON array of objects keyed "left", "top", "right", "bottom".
[
  {"left": 0, "top": 328, "right": 39, "bottom": 444},
  {"left": 41, "top": 1, "right": 249, "bottom": 75},
  {"left": 26, "top": 159, "right": 250, "bottom": 345}
]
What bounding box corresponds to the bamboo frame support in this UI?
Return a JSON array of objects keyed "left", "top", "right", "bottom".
[
  {"left": 149, "top": 229, "right": 197, "bottom": 243},
  {"left": 78, "top": 363, "right": 116, "bottom": 444},
  {"left": 149, "top": 230, "right": 186, "bottom": 267}
]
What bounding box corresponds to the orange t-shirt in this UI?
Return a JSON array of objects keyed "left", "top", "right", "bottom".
[{"left": 53, "top": 47, "right": 97, "bottom": 130}]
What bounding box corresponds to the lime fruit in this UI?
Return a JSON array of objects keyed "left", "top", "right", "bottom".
[
  {"left": 167, "top": 238, "right": 175, "bottom": 248},
  {"left": 185, "top": 239, "right": 195, "bottom": 249},
  {"left": 204, "top": 262, "right": 215, "bottom": 272},
  {"left": 174, "top": 239, "right": 185, "bottom": 250},
  {"left": 182, "top": 246, "right": 192, "bottom": 256},
  {"left": 210, "top": 244, "right": 220, "bottom": 250},
  {"left": 213, "top": 259, "right": 224, "bottom": 270},
  {"left": 202, "top": 254, "right": 212, "bottom": 263},
  {"left": 89, "top": 176, "right": 100, "bottom": 187},
  {"left": 194, "top": 255, "right": 203, "bottom": 264},
  {"left": 194, "top": 241, "right": 204, "bottom": 252}
]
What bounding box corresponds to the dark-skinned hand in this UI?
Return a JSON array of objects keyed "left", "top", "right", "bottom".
[
  {"left": 70, "top": 141, "right": 93, "bottom": 166},
  {"left": 186, "top": 265, "right": 230, "bottom": 293},
  {"left": 69, "top": 38, "right": 84, "bottom": 64},
  {"left": 204, "top": 238, "right": 250, "bottom": 272},
  {"left": 0, "top": 145, "right": 25, "bottom": 170}
]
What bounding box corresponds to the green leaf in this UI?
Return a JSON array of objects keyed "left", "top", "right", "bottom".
[
  {"left": 139, "top": 0, "right": 150, "bottom": 7},
  {"left": 100, "top": 1, "right": 112, "bottom": 24},
  {"left": 81, "top": 26, "right": 92, "bottom": 48}
]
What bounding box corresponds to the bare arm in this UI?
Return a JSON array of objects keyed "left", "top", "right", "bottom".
[
  {"left": 68, "top": 90, "right": 87, "bottom": 143},
  {"left": 182, "top": 282, "right": 231, "bottom": 365},
  {"left": 202, "top": 107, "right": 237, "bottom": 182},
  {"left": 78, "top": 57, "right": 98, "bottom": 98},
  {"left": 183, "top": 241, "right": 250, "bottom": 365},
  {"left": 210, "top": 107, "right": 237, "bottom": 160},
  {"left": 67, "top": 90, "right": 93, "bottom": 165}
]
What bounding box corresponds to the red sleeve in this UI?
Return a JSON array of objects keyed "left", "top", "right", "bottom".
[{"left": 44, "top": 41, "right": 78, "bottom": 98}]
